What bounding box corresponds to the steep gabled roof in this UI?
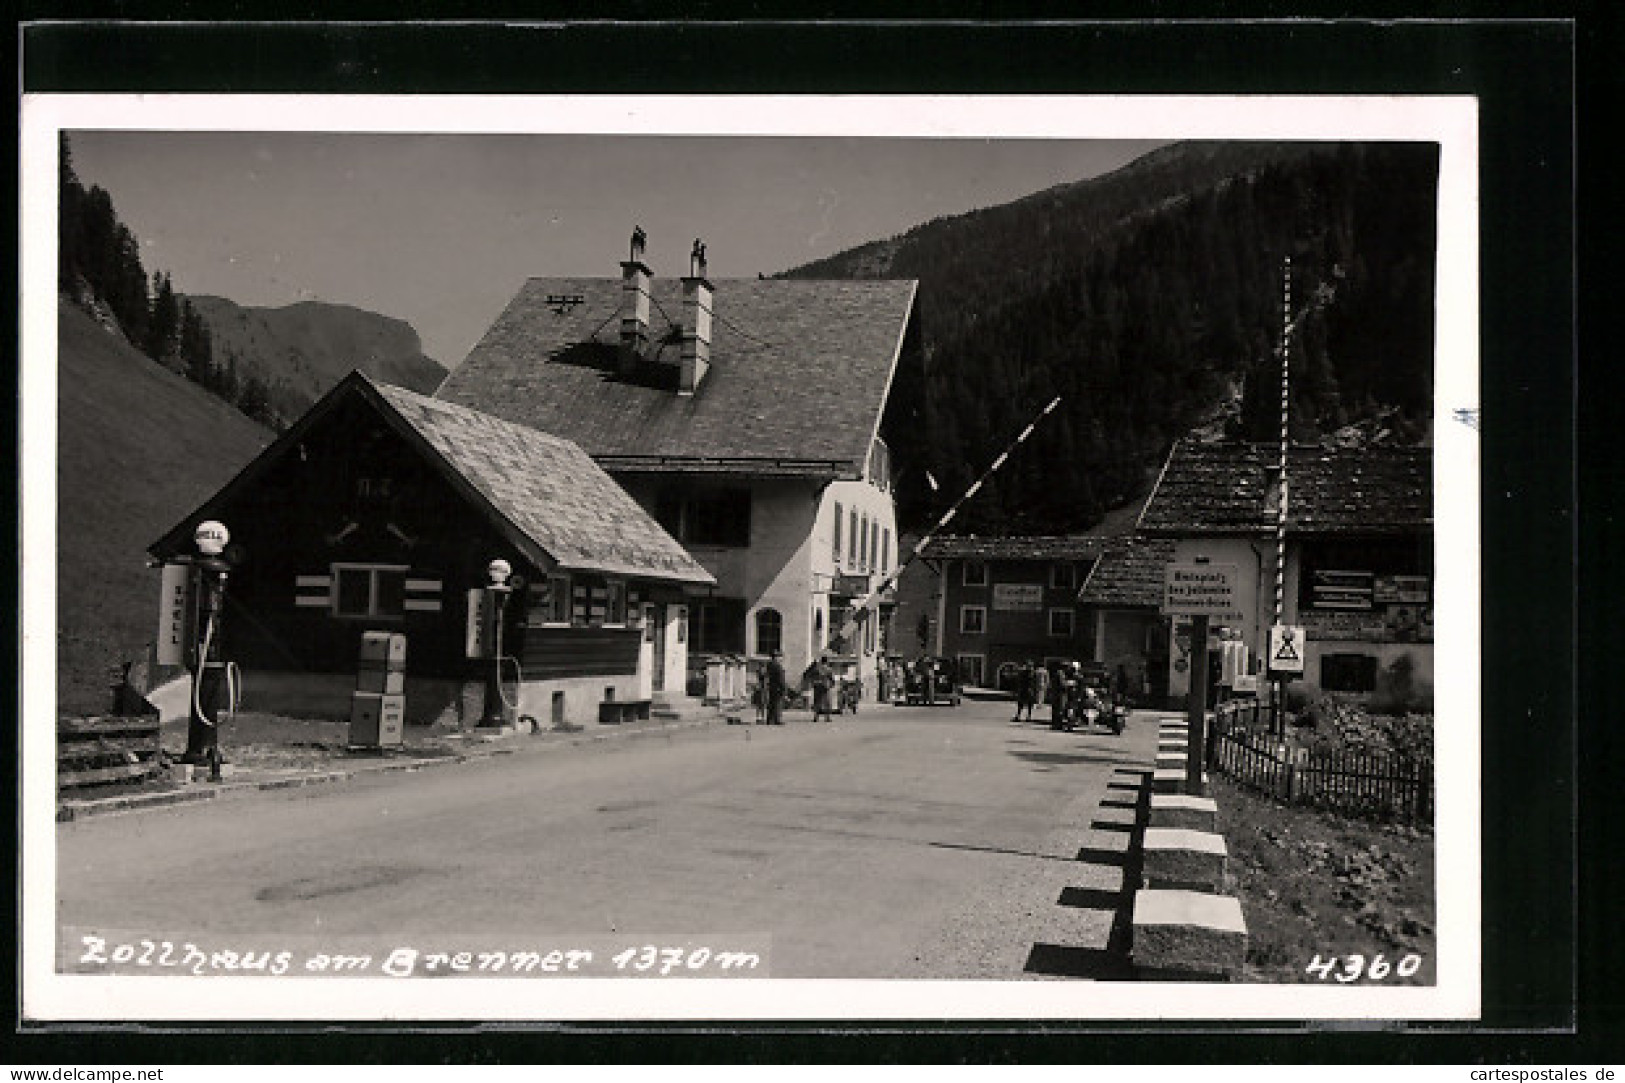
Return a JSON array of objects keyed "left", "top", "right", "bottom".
[
  {"left": 919, "top": 534, "right": 1107, "bottom": 562},
  {"left": 1136, "top": 440, "right": 1432, "bottom": 537},
  {"left": 150, "top": 372, "right": 714, "bottom": 586},
  {"left": 435, "top": 277, "right": 917, "bottom": 477},
  {"left": 1077, "top": 536, "right": 1178, "bottom": 609}
]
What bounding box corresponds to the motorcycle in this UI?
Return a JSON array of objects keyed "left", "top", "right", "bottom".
[{"left": 1109, "top": 696, "right": 1128, "bottom": 735}]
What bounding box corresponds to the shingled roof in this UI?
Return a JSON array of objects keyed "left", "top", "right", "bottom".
[
  {"left": 1137, "top": 440, "right": 1432, "bottom": 536},
  {"left": 918, "top": 535, "right": 1107, "bottom": 562},
  {"left": 1077, "top": 536, "right": 1178, "bottom": 608},
  {"left": 151, "top": 372, "right": 714, "bottom": 586},
  {"left": 435, "top": 277, "right": 917, "bottom": 477}
]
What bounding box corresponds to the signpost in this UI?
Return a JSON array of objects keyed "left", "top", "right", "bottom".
[
  {"left": 1268, "top": 624, "right": 1306, "bottom": 674},
  {"left": 1161, "top": 561, "right": 1239, "bottom": 796},
  {"left": 1267, "top": 623, "right": 1306, "bottom": 735}
]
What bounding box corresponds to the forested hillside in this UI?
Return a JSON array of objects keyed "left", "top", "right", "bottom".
[
  {"left": 187, "top": 295, "right": 446, "bottom": 426},
  {"left": 789, "top": 141, "right": 1439, "bottom": 534}
]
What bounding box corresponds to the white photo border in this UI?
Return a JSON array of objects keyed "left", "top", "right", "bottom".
[{"left": 20, "top": 92, "right": 1480, "bottom": 1023}]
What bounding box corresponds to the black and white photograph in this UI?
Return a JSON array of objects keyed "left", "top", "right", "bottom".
[{"left": 21, "top": 85, "right": 1492, "bottom": 1029}]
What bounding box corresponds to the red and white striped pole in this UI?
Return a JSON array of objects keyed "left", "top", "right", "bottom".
[
  {"left": 836, "top": 396, "right": 1064, "bottom": 644},
  {"left": 1276, "top": 257, "right": 1291, "bottom": 626},
  {"left": 1273, "top": 257, "right": 1292, "bottom": 732}
]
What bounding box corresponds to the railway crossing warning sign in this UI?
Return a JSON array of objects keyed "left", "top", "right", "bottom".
[{"left": 1268, "top": 624, "right": 1306, "bottom": 674}]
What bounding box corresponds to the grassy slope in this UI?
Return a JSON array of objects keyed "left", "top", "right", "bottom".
[
  {"left": 54, "top": 301, "right": 273, "bottom": 714},
  {"left": 1214, "top": 777, "right": 1436, "bottom": 985}
]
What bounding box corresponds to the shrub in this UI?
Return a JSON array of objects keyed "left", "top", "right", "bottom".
[{"left": 1372, "top": 653, "right": 1433, "bottom": 715}]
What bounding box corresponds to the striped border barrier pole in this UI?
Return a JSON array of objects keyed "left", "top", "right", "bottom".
[{"left": 837, "top": 396, "right": 1064, "bottom": 643}]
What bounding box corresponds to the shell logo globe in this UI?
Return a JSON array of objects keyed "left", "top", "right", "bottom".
[{"left": 194, "top": 520, "right": 230, "bottom": 556}]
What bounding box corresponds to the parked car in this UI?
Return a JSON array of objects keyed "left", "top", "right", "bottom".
[{"left": 905, "top": 656, "right": 962, "bottom": 707}]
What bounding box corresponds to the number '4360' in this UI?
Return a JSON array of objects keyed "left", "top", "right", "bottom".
[{"left": 1305, "top": 953, "right": 1423, "bottom": 982}]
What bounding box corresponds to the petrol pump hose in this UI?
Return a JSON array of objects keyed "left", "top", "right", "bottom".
[
  {"left": 493, "top": 596, "right": 523, "bottom": 714},
  {"left": 189, "top": 609, "right": 242, "bottom": 728}
]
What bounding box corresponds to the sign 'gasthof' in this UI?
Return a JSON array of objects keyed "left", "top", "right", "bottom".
[{"left": 1161, "top": 562, "right": 1243, "bottom": 618}]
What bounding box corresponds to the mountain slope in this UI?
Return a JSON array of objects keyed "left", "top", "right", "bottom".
[
  {"left": 187, "top": 295, "right": 446, "bottom": 427},
  {"left": 54, "top": 300, "right": 274, "bottom": 714},
  {"left": 789, "top": 140, "right": 1439, "bottom": 534}
]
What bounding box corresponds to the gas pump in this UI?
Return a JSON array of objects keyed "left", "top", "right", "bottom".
[
  {"left": 175, "top": 520, "right": 236, "bottom": 773},
  {"left": 469, "top": 558, "right": 522, "bottom": 728}
]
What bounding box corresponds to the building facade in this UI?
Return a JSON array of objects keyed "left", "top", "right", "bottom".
[
  {"left": 916, "top": 536, "right": 1103, "bottom": 689},
  {"left": 435, "top": 239, "right": 918, "bottom": 697},
  {"left": 1135, "top": 440, "right": 1434, "bottom": 705},
  {"left": 148, "top": 374, "right": 715, "bottom": 729},
  {"left": 1076, "top": 534, "right": 1178, "bottom": 703}
]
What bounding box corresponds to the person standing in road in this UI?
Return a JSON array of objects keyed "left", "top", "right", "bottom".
[
  {"left": 1013, "top": 660, "right": 1037, "bottom": 723},
  {"left": 765, "top": 649, "right": 787, "bottom": 725}
]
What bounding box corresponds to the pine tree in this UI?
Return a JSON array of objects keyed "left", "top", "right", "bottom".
[{"left": 147, "top": 272, "right": 180, "bottom": 365}]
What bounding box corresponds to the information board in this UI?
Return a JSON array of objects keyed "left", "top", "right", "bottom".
[
  {"left": 1161, "top": 562, "right": 1242, "bottom": 619},
  {"left": 992, "top": 583, "right": 1044, "bottom": 611}
]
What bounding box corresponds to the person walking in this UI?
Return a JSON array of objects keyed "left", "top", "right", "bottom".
[
  {"left": 765, "top": 649, "right": 787, "bottom": 725},
  {"left": 807, "top": 654, "right": 836, "bottom": 723}
]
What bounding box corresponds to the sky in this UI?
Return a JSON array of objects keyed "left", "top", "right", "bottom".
[{"left": 66, "top": 132, "right": 1167, "bottom": 367}]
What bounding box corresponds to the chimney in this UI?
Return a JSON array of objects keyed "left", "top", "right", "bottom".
[
  {"left": 679, "top": 238, "right": 712, "bottom": 395},
  {"left": 619, "top": 225, "right": 652, "bottom": 371}
]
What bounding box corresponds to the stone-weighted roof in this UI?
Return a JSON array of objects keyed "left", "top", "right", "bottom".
[
  {"left": 372, "top": 381, "right": 714, "bottom": 583},
  {"left": 1077, "top": 536, "right": 1178, "bottom": 609},
  {"left": 435, "top": 277, "right": 917, "bottom": 477},
  {"left": 1137, "top": 440, "right": 1432, "bottom": 536},
  {"left": 150, "top": 372, "right": 714, "bottom": 586}
]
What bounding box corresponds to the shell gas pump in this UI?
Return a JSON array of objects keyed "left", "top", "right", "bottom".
[
  {"left": 155, "top": 520, "right": 239, "bottom": 774},
  {"left": 466, "top": 558, "right": 523, "bottom": 728}
]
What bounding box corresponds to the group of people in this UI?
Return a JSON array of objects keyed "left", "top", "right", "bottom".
[
  {"left": 1011, "top": 659, "right": 1126, "bottom": 727},
  {"left": 754, "top": 650, "right": 846, "bottom": 725}
]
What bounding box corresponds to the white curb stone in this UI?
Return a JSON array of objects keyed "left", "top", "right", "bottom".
[
  {"left": 1132, "top": 889, "right": 1248, "bottom": 979},
  {"left": 1150, "top": 792, "right": 1219, "bottom": 832},
  {"left": 1142, "top": 827, "right": 1229, "bottom": 890},
  {"left": 1153, "top": 767, "right": 1206, "bottom": 794}
]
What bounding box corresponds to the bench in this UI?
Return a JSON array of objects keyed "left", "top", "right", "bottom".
[
  {"left": 598, "top": 699, "right": 652, "bottom": 725},
  {"left": 59, "top": 715, "right": 164, "bottom": 789}
]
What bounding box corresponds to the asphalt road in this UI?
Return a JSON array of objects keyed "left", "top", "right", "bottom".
[{"left": 56, "top": 698, "right": 1160, "bottom": 979}]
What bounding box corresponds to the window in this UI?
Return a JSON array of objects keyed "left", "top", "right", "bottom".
[
  {"left": 1321, "top": 653, "right": 1379, "bottom": 693},
  {"left": 655, "top": 490, "right": 752, "bottom": 547},
  {"left": 833, "top": 502, "right": 844, "bottom": 561},
  {"left": 755, "top": 608, "right": 783, "bottom": 656},
  {"left": 1050, "top": 563, "right": 1077, "bottom": 590},
  {"left": 881, "top": 528, "right": 891, "bottom": 574},
  {"left": 606, "top": 580, "right": 628, "bottom": 625},
  {"left": 869, "top": 520, "right": 880, "bottom": 575},
  {"left": 849, "top": 510, "right": 859, "bottom": 569},
  {"left": 332, "top": 564, "right": 407, "bottom": 619},
  {"left": 691, "top": 599, "right": 746, "bottom": 653},
  {"left": 542, "top": 573, "right": 571, "bottom": 624},
  {"left": 962, "top": 561, "right": 988, "bottom": 587},
  {"left": 960, "top": 605, "right": 987, "bottom": 635},
  {"left": 1048, "top": 608, "right": 1076, "bottom": 637},
  {"left": 859, "top": 513, "right": 869, "bottom": 571},
  {"left": 957, "top": 654, "right": 986, "bottom": 688}
]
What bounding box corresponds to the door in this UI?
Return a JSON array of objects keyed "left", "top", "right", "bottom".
[{"left": 648, "top": 603, "right": 665, "bottom": 692}]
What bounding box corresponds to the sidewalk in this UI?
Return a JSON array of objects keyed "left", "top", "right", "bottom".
[{"left": 56, "top": 698, "right": 751, "bottom": 823}]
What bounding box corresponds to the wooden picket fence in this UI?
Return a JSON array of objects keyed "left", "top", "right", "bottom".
[{"left": 1207, "top": 700, "right": 1432, "bottom": 824}]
